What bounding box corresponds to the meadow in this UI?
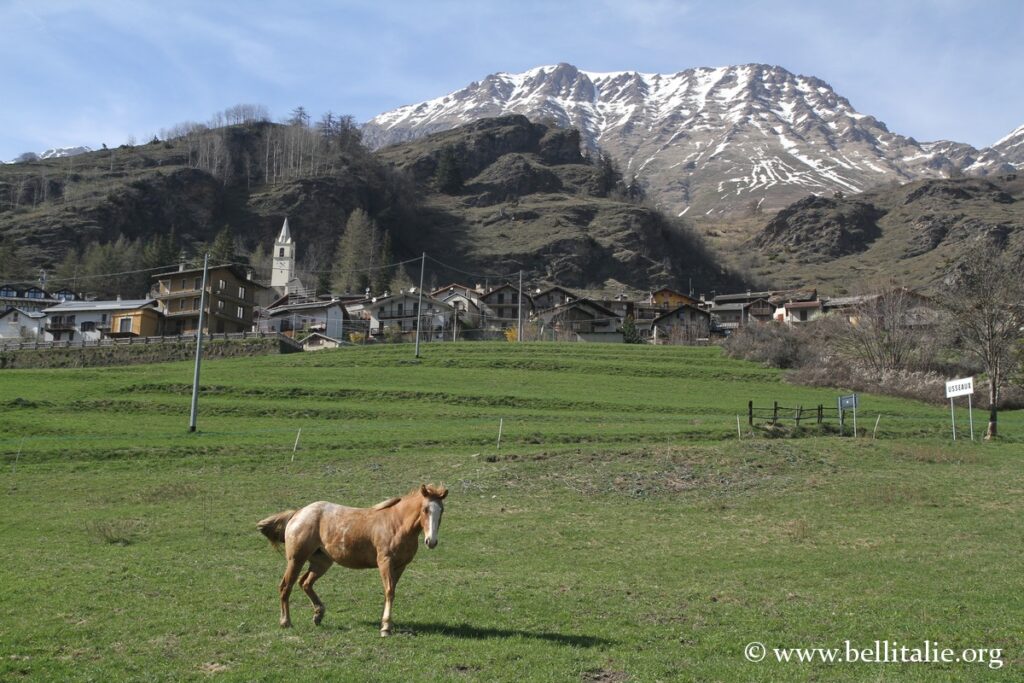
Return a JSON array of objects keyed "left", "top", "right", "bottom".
[{"left": 1, "top": 342, "right": 1021, "bottom": 681}]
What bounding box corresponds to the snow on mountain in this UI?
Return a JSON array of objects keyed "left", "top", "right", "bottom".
[
  {"left": 40, "top": 146, "right": 92, "bottom": 159},
  {"left": 365, "top": 63, "right": 1015, "bottom": 218},
  {"left": 992, "top": 123, "right": 1024, "bottom": 166}
]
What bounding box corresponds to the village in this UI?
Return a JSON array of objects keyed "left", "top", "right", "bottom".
[{"left": 1, "top": 219, "right": 935, "bottom": 352}]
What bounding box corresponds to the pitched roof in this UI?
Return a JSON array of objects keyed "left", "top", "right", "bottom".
[
  {"left": 0, "top": 307, "right": 46, "bottom": 320},
  {"left": 43, "top": 299, "right": 157, "bottom": 313},
  {"left": 277, "top": 217, "right": 292, "bottom": 243},
  {"left": 651, "top": 304, "right": 710, "bottom": 325}
]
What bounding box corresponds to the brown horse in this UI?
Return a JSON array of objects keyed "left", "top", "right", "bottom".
[{"left": 257, "top": 484, "right": 448, "bottom": 636}]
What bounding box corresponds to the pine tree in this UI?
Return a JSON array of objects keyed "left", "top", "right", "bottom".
[
  {"left": 332, "top": 209, "right": 373, "bottom": 294},
  {"left": 209, "top": 226, "right": 236, "bottom": 264},
  {"left": 622, "top": 315, "right": 643, "bottom": 344},
  {"left": 142, "top": 229, "right": 179, "bottom": 270},
  {"left": 371, "top": 229, "right": 393, "bottom": 294}
]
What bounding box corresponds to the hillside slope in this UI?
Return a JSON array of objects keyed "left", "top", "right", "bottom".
[
  {"left": 745, "top": 174, "right": 1024, "bottom": 291},
  {"left": 0, "top": 117, "right": 743, "bottom": 294}
]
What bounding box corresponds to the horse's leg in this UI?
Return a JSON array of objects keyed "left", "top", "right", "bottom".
[
  {"left": 278, "top": 557, "right": 303, "bottom": 628},
  {"left": 377, "top": 560, "right": 407, "bottom": 637},
  {"left": 300, "top": 551, "right": 332, "bottom": 626}
]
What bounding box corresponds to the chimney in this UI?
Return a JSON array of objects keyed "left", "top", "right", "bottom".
[{"left": 178, "top": 262, "right": 186, "bottom": 272}]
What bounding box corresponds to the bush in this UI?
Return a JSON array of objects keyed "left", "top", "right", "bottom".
[{"left": 723, "top": 323, "right": 803, "bottom": 368}]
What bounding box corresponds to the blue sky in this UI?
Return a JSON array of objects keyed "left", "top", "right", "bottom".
[{"left": 1, "top": 0, "right": 1021, "bottom": 160}]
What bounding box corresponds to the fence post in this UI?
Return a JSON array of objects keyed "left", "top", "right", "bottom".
[
  {"left": 795, "top": 405, "right": 802, "bottom": 428},
  {"left": 818, "top": 404, "right": 823, "bottom": 424},
  {"left": 772, "top": 401, "right": 778, "bottom": 424},
  {"left": 748, "top": 400, "right": 753, "bottom": 426}
]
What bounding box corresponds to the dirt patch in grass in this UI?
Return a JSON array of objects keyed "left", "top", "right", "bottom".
[
  {"left": 86, "top": 518, "right": 147, "bottom": 545},
  {"left": 583, "top": 667, "right": 629, "bottom": 682}
]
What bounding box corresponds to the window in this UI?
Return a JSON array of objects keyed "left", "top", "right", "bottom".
[
  {"left": 0, "top": 287, "right": 16, "bottom": 297},
  {"left": 119, "top": 317, "right": 132, "bottom": 333},
  {"left": 100, "top": 314, "right": 107, "bottom": 323},
  {"left": 194, "top": 277, "right": 202, "bottom": 290},
  {"left": 218, "top": 279, "right": 226, "bottom": 290},
  {"left": 81, "top": 321, "right": 96, "bottom": 332},
  {"left": 217, "top": 300, "right": 224, "bottom": 310},
  {"left": 180, "top": 279, "right": 187, "bottom": 290},
  {"left": 497, "top": 293, "right": 505, "bottom": 304},
  {"left": 236, "top": 306, "right": 244, "bottom": 319},
  {"left": 279, "top": 247, "right": 285, "bottom": 257},
  {"left": 238, "top": 286, "right": 246, "bottom": 299},
  {"left": 799, "top": 309, "right": 808, "bottom": 322},
  {"left": 397, "top": 303, "right": 403, "bottom": 316},
  {"left": 192, "top": 298, "right": 200, "bottom": 311}
]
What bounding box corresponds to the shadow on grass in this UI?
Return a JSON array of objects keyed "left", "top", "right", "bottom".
[{"left": 360, "top": 621, "right": 613, "bottom": 647}]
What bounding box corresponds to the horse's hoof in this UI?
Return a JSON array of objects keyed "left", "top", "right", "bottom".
[
  {"left": 380, "top": 628, "right": 391, "bottom": 638},
  {"left": 313, "top": 610, "right": 325, "bottom": 626},
  {"left": 280, "top": 620, "right": 292, "bottom": 629}
]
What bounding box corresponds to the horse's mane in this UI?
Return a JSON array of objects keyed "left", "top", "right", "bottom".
[{"left": 371, "top": 496, "right": 402, "bottom": 510}]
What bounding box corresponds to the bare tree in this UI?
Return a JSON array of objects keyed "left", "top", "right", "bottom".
[
  {"left": 943, "top": 242, "right": 1024, "bottom": 439},
  {"left": 835, "top": 284, "right": 924, "bottom": 374}
]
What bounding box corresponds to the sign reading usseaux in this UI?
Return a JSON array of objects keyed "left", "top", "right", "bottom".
[{"left": 945, "top": 377, "right": 974, "bottom": 399}]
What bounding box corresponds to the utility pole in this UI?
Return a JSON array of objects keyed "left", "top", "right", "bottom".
[
  {"left": 453, "top": 307, "right": 459, "bottom": 342},
  {"left": 414, "top": 252, "right": 426, "bottom": 358},
  {"left": 188, "top": 253, "right": 209, "bottom": 432},
  {"left": 517, "top": 270, "right": 523, "bottom": 342}
]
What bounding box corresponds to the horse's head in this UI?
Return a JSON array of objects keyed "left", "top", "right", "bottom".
[{"left": 419, "top": 484, "right": 448, "bottom": 549}]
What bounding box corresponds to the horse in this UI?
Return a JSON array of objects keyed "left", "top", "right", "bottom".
[{"left": 257, "top": 484, "right": 448, "bottom": 636}]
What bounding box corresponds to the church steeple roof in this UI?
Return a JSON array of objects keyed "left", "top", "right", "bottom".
[{"left": 277, "top": 217, "right": 292, "bottom": 244}]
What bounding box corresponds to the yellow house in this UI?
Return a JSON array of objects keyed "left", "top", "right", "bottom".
[
  {"left": 108, "top": 306, "right": 163, "bottom": 337},
  {"left": 648, "top": 287, "right": 699, "bottom": 310}
]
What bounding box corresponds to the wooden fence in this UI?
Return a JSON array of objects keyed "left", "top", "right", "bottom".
[{"left": 747, "top": 400, "right": 840, "bottom": 426}]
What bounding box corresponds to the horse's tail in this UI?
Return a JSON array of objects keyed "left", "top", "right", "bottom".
[{"left": 256, "top": 510, "right": 296, "bottom": 549}]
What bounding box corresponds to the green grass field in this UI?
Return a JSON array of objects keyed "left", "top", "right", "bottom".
[{"left": 1, "top": 342, "right": 1021, "bottom": 681}]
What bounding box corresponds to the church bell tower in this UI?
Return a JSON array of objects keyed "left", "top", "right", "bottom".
[{"left": 271, "top": 217, "right": 295, "bottom": 290}]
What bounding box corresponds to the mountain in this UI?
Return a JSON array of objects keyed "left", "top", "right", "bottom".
[
  {"left": 993, "top": 124, "right": 1024, "bottom": 166},
  {"left": 745, "top": 174, "right": 1024, "bottom": 291},
  {"left": 40, "top": 146, "right": 93, "bottom": 160},
  {"left": 364, "top": 63, "right": 1018, "bottom": 219},
  {"left": 0, "top": 116, "right": 744, "bottom": 296}
]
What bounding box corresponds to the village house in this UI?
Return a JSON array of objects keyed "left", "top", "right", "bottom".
[
  {"left": 151, "top": 264, "right": 259, "bottom": 335},
  {"left": 479, "top": 284, "right": 534, "bottom": 329},
  {"left": 781, "top": 299, "right": 824, "bottom": 324},
  {"left": 535, "top": 298, "right": 622, "bottom": 342},
  {"left": 0, "top": 284, "right": 67, "bottom": 313},
  {"left": 0, "top": 308, "right": 46, "bottom": 339},
  {"left": 531, "top": 286, "right": 577, "bottom": 312},
  {"left": 297, "top": 331, "right": 346, "bottom": 351},
  {"left": 431, "top": 284, "right": 484, "bottom": 329},
  {"left": 650, "top": 304, "right": 712, "bottom": 344},
  {"left": 263, "top": 297, "right": 350, "bottom": 339},
  {"left": 42, "top": 299, "right": 161, "bottom": 341},
  {"left": 348, "top": 290, "right": 453, "bottom": 339},
  {"left": 647, "top": 287, "right": 700, "bottom": 310}
]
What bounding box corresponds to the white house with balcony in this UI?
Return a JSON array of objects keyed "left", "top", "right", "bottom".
[
  {"left": 42, "top": 299, "right": 160, "bottom": 342},
  {"left": 347, "top": 290, "right": 453, "bottom": 339}
]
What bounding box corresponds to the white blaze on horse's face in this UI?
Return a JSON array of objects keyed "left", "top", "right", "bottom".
[{"left": 423, "top": 500, "right": 443, "bottom": 549}]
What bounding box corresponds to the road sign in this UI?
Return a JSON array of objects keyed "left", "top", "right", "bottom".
[
  {"left": 945, "top": 377, "right": 975, "bottom": 441},
  {"left": 945, "top": 377, "right": 974, "bottom": 398},
  {"left": 838, "top": 394, "right": 858, "bottom": 436}
]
